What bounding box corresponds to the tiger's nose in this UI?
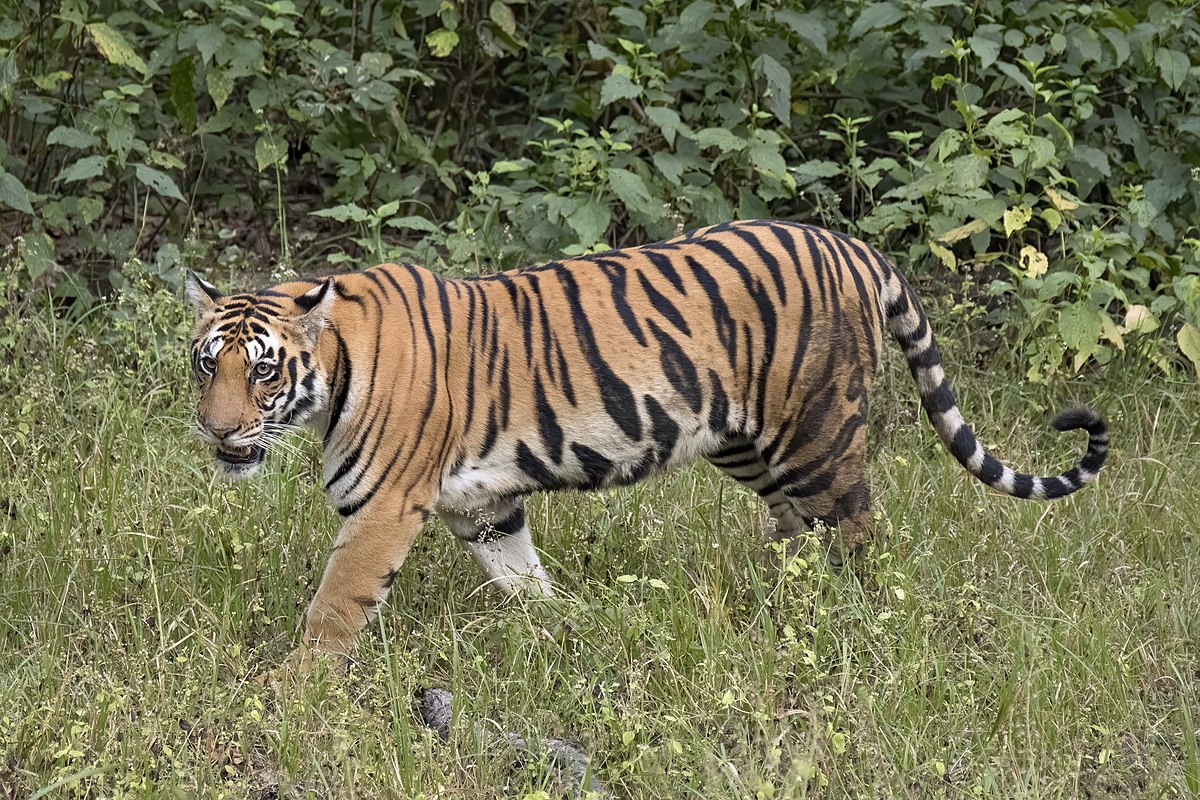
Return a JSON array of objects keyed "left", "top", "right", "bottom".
[{"left": 205, "top": 422, "right": 239, "bottom": 440}]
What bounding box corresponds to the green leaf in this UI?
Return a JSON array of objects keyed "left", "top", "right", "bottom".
[
  {"left": 693, "top": 127, "right": 745, "bottom": 153},
  {"left": 849, "top": 2, "right": 903, "bottom": 39},
  {"left": 170, "top": 57, "right": 197, "bottom": 131},
  {"left": 566, "top": 198, "right": 610, "bottom": 244},
  {"left": 646, "top": 106, "right": 686, "bottom": 147},
  {"left": 610, "top": 7, "right": 646, "bottom": 31},
  {"left": 747, "top": 143, "right": 787, "bottom": 179},
  {"left": 982, "top": 108, "right": 1027, "bottom": 146},
  {"left": 254, "top": 137, "right": 287, "bottom": 172},
  {"left": 1069, "top": 144, "right": 1110, "bottom": 177},
  {"left": 134, "top": 164, "right": 185, "bottom": 202},
  {"left": 1154, "top": 47, "right": 1189, "bottom": 91},
  {"left": 608, "top": 167, "right": 663, "bottom": 220},
  {"left": 653, "top": 151, "right": 685, "bottom": 185},
  {"left": 1059, "top": 303, "right": 1102, "bottom": 359},
  {"left": 492, "top": 158, "right": 533, "bottom": 173},
  {"left": 310, "top": 204, "right": 370, "bottom": 223},
  {"left": 85, "top": 23, "right": 147, "bottom": 76},
  {"left": 426, "top": 28, "right": 459, "bottom": 58},
  {"left": 18, "top": 232, "right": 56, "bottom": 280},
  {"left": 952, "top": 154, "right": 989, "bottom": 191},
  {"left": 193, "top": 24, "right": 225, "bottom": 64},
  {"left": 0, "top": 170, "right": 33, "bottom": 214},
  {"left": 1100, "top": 27, "right": 1129, "bottom": 66},
  {"left": 384, "top": 215, "right": 441, "bottom": 234},
  {"left": 793, "top": 160, "right": 842, "bottom": 179},
  {"left": 677, "top": 1, "right": 715, "bottom": 34},
  {"left": 773, "top": 9, "right": 826, "bottom": 54},
  {"left": 752, "top": 54, "right": 791, "bottom": 125},
  {"left": 1179, "top": 323, "right": 1200, "bottom": 375},
  {"left": 600, "top": 72, "right": 641, "bottom": 106},
  {"left": 489, "top": 1, "right": 516, "bottom": 36},
  {"left": 106, "top": 119, "right": 134, "bottom": 163},
  {"left": 78, "top": 196, "right": 104, "bottom": 226},
  {"left": 969, "top": 34, "right": 1001, "bottom": 69},
  {"left": 147, "top": 150, "right": 186, "bottom": 171},
  {"left": 46, "top": 126, "right": 99, "bottom": 150},
  {"left": 207, "top": 69, "right": 233, "bottom": 110},
  {"left": 55, "top": 156, "right": 108, "bottom": 184},
  {"left": 0, "top": 53, "right": 17, "bottom": 102}
]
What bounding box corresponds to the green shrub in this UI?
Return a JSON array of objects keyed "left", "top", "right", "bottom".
[{"left": 0, "top": 0, "right": 1196, "bottom": 376}]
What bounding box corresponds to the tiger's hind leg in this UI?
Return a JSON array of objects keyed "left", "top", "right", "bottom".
[
  {"left": 439, "top": 497, "right": 556, "bottom": 597},
  {"left": 707, "top": 436, "right": 812, "bottom": 554},
  {"left": 768, "top": 429, "right": 874, "bottom": 570}
]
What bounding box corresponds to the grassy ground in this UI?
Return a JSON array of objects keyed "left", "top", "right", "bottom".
[{"left": 1, "top": 272, "right": 1198, "bottom": 799}]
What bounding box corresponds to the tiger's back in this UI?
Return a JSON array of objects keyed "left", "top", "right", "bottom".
[{"left": 185, "top": 219, "right": 1108, "bottom": 656}]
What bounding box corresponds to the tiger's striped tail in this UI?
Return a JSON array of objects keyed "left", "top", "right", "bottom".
[{"left": 880, "top": 272, "right": 1108, "bottom": 500}]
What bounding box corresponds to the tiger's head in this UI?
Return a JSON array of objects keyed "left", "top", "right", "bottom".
[{"left": 185, "top": 272, "right": 335, "bottom": 478}]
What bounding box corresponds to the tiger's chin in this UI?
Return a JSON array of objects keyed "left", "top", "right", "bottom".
[{"left": 214, "top": 443, "right": 266, "bottom": 479}]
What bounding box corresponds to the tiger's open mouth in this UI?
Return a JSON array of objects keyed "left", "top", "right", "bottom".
[{"left": 214, "top": 443, "right": 265, "bottom": 467}]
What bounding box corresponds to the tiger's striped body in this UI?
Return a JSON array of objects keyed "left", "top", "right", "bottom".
[{"left": 185, "top": 220, "right": 1108, "bottom": 656}]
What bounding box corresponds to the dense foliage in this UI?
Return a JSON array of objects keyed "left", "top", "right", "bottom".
[{"left": 1, "top": 0, "right": 1198, "bottom": 377}]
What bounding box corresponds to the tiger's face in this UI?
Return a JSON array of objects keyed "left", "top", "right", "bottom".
[{"left": 185, "top": 273, "right": 334, "bottom": 478}]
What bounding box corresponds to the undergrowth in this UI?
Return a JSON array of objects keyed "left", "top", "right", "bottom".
[{"left": 0, "top": 261, "right": 1197, "bottom": 799}]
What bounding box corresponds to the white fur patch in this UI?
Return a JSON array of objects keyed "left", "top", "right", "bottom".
[{"left": 462, "top": 527, "right": 555, "bottom": 597}]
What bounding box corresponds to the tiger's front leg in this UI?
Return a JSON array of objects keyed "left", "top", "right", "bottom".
[{"left": 304, "top": 494, "right": 429, "bottom": 656}]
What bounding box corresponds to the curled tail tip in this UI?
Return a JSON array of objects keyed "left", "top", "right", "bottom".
[
  {"left": 1051, "top": 405, "right": 1110, "bottom": 490},
  {"left": 1051, "top": 407, "right": 1107, "bottom": 436}
]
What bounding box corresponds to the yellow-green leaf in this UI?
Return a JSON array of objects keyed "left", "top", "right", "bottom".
[
  {"left": 1003, "top": 205, "right": 1032, "bottom": 237},
  {"left": 1020, "top": 245, "right": 1049, "bottom": 279},
  {"left": 1178, "top": 323, "right": 1200, "bottom": 375},
  {"left": 938, "top": 218, "right": 987, "bottom": 244},
  {"left": 1122, "top": 304, "right": 1159, "bottom": 334},
  {"left": 426, "top": 28, "right": 459, "bottom": 57},
  {"left": 207, "top": 69, "right": 233, "bottom": 110},
  {"left": 928, "top": 241, "right": 956, "bottom": 271},
  {"left": 1045, "top": 186, "right": 1079, "bottom": 212},
  {"left": 86, "top": 23, "right": 147, "bottom": 76}
]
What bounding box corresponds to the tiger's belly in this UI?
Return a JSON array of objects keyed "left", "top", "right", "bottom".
[{"left": 438, "top": 414, "right": 728, "bottom": 512}]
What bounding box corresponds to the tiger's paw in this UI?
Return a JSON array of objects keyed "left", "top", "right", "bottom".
[{"left": 252, "top": 644, "right": 346, "bottom": 688}]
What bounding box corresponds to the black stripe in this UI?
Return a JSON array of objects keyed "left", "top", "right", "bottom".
[
  {"left": 534, "top": 370, "right": 564, "bottom": 464},
  {"left": 637, "top": 271, "right": 691, "bottom": 335},
  {"left": 554, "top": 268, "right": 643, "bottom": 441},
  {"left": 726, "top": 225, "right": 787, "bottom": 304},
  {"left": 707, "top": 370, "right": 729, "bottom": 433},
  {"left": 599, "top": 259, "right": 648, "bottom": 347},
  {"left": 323, "top": 331, "right": 353, "bottom": 443},
  {"left": 516, "top": 440, "right": 560, "bottom": 487},
  {"left": 644, "top": 395, "right": 679, "bottom": 465},
  {"left": 648, "top": 320, "right": 702, "bottom": 414},
  {"left": 645, "top": 249, "right": 686, "bottom": 294},
  {"left": 685, "top": 255, "right": 737, "bottom": 370},
  {"left": 572, "top": 442, "right": 614, "bottom": 489}
]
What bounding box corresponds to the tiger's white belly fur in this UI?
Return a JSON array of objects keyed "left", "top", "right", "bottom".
[{"left": 437, "top": 401, "right": 737, "bottom": 512}]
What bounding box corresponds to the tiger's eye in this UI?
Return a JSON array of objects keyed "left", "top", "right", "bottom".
[
  {"left": 253, "top": 362, "right": 277, "bottom": 380},
  {"left": 199, "top": 356, "right": 216, "bottom": 373}
]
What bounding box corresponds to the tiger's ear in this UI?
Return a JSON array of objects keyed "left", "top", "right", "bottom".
[
  {"left": 184, "top": 271, "right": 223, "bottom": 313},
  {"left": 294, "top": 278, "right": 336, "bottom": 337}
]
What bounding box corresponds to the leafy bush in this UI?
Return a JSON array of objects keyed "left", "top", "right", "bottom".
[{"left": 0, "top": 0, "right": 1197, "bottom": 377}]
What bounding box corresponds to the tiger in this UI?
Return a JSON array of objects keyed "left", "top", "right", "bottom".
[{"left": 185, "top": 219, "right": 1109, "bottom": 658}]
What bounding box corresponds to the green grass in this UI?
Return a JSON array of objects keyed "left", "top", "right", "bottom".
[{"left": 2, "top": 280, "right": 1198, "bottom": 799}]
